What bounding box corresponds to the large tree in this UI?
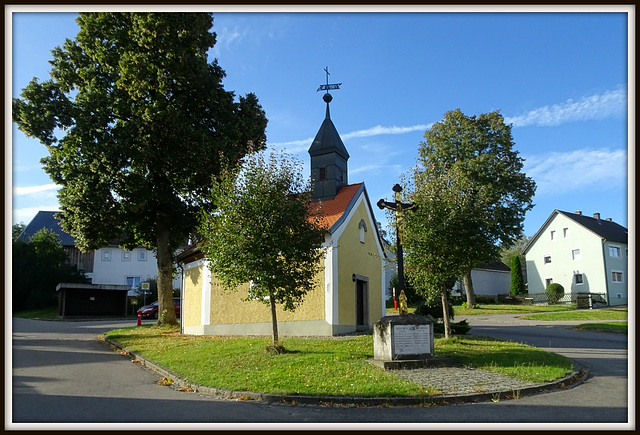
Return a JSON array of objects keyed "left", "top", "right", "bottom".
[
  {"left": 414, "top": 109, "right": 536, "bottom": 309},
  {"left": 198, "top": 150, "right": 325, "bottom": 349},
  {"left": 12, "top": 13, "right": 267, "bottom": 325}
]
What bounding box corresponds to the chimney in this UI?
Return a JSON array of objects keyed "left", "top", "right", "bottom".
[
  {"left": 606, "top": 218, "right": 612, "bottom": 222},
  {"left": 593, "top": 212, "right": 600, "bottom": 220},
  {"left": 576, "top": 210, "right": 582, "bottom": 215}
]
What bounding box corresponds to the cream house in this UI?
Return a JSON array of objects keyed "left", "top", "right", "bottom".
[
  {"left": 523, "top": 210, "right": 628, "bottom": 305},
  {"left": 178, "top": 88, "right": 389, "bottom": 336}
]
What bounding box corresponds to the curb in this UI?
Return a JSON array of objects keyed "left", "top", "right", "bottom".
[{"left": 102, "top": 337, "right": 588, "bottom": 407}]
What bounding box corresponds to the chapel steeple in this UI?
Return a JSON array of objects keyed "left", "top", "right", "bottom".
[{"left": 309, "top": 67, "right": 349, "bottom": 201}]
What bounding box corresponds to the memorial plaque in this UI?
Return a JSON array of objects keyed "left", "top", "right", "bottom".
[{"left": 393, "top": 324, "right": 431, "bottom": 355}]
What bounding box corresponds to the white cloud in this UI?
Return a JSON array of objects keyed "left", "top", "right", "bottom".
[
  {"left": 506, "top": 88, "right": 627, "bottom": 127},
  {"left": 524, "top": 148, "right": 627, "bottom": 196},
  {"left": 13, "top": 183, "right": 60, "bottom": 196},
  {"left": 342, "top": 124, "right": 431, "bottom": 140}
]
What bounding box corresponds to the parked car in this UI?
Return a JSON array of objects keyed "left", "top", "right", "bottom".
[{"left": 137, "top": 297, "right": 181, "bottom": 319}]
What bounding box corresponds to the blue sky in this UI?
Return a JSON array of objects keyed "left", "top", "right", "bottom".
[{"left": 9, "top": 7, "right": 632, "bottom": 241}]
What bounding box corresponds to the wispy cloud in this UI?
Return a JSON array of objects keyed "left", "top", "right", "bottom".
[
  {"left": 13, "top": 183, "right": 60, "bottom": 196},
  {"left": 506, "top": 88, "right": 627, "bottom": 127},
  {"left": 524, "top": 148, "right": 627, "bottom": 196},
  {"left": 342, "top": 124, "right": 431, "bottom": 140},
  {"left": 269, "top": 123, "right": 431, "bottom": 153}
]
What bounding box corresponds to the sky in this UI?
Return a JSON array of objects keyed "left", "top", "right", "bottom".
[{"left": 8, "top": 6, "right": 633, "bottom": 242}]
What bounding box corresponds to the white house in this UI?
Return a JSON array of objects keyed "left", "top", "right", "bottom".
[
  {"left": 18, "top": 211, "right": 180, "bottom": 297},
  {"left": 451, "top": 261, "right": 512, "bottom": 299},
  {"left": 523, "top": 210, "right": 628, "bottom": 306}
]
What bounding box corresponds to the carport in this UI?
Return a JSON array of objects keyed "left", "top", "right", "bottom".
[{"left": 56, "top": 283, "right": 131, "bottom": 317}]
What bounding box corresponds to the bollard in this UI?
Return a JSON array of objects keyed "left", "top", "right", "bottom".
[{"left": 137, "top": 313, "right": 142, "bottom": 326}]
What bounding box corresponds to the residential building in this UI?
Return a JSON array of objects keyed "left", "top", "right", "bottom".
[
  {"left": 451, "top": 261, "right": 512, "bottom": 299},
  {"left": 523, "top": 210, "right": 628, "bottom": 305},
  {"left": 17, "top": 211, "right": 178, "bottom": 296}
]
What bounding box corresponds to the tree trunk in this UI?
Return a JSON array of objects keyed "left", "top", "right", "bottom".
[
  {"left": 156, "top": 221, "right": 178, "bottom": 326},
  {"left": 269, "top": 293, "right": 279, "bottom": 347},
  {"left": 463, "top": 268, "right": 477, "bottom": 308},
  {"left": 441, "top": 286, "right": 452, "bottom": 338}
]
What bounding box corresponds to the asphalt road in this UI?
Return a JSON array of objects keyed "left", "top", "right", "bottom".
[{"left": 9, "top": 313, "right": 632, "bottom": 429}]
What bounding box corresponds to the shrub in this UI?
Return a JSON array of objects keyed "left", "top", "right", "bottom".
[
  {"left": 433, "top": 319, "right": 470, "bottom": 335},
  {"left": 510, "top": 254, "right": 526, "bottom": 296},
  {"left": 416, "top": 299, "right": 454, "bottom": 321},
  {"left": 545, "top": 283, "right": 565, "bottom": 305}
]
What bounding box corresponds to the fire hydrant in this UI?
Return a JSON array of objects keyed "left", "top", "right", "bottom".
[{"left": 137, "top": 313, "right": 142, "bottom": 326}]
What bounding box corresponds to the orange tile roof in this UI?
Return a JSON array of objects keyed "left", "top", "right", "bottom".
[{"left": 310, "top": 183, "right": 363, "bottom": 232}]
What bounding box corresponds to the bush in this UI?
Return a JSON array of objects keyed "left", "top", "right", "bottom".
[
  {"left": 416, "top": 299, "right": 454, "bottom": 321},
  {"left": 545, "top": 283, "right": 565, "bottom": 305},
  {"left": 433, "top": 319, "right": 470, "bottom": 335}
]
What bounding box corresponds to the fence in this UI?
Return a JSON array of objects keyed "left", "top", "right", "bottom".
[{"left": 516, "top": 292, "right": 607, "bottom": 306}]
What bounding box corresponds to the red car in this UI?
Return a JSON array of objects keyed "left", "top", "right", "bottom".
[{"left": 137, "top": 297, "right": 181, "bottom": 319}]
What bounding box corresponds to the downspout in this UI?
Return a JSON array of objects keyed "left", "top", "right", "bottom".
[{"left": 601, "top": 238, "right": 610, "bottom": 306}]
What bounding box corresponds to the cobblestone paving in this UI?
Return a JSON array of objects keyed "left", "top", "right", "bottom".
[{"left": 390, "top": 366, "right": 541, "bottom": 395}]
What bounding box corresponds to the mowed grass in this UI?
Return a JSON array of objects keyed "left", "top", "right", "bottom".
[
  {"left": 452, "top": 304, "right": 575, "bottom": 316},
  {"left": 104, "top": 326, "right": 574, "bottom": 397},
  {"left": 520, "top": 308, "right": 628, "bottom": 321}
]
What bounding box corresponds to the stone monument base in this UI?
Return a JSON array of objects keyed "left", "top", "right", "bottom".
[{"left": 367, "top": 357, "right": 458, "bottom": 371}]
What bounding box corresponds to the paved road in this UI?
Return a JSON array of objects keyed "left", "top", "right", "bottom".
[{"left": 9, "top": 314, "right": 632, "bottom": 428}]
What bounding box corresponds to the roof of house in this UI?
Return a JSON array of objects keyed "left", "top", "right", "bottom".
[
  {"left": 477, "top": 261, "right": 511, "bottom": 272},
  {"left": 17, "top": 211, "right": 77, "bottom": 246},
  {"left": 308, "top": 104, "right": 350, "bottom": 160},
  {"left": 523, "top": 209, "right": 628, "bottom": 253},
  {"left": 311, "top": 183, "right": 364, "bottom": 233}
]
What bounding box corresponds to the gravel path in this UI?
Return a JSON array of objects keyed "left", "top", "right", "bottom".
[{"left": 390, "top": 365, "right": 541, "bottom": 395}]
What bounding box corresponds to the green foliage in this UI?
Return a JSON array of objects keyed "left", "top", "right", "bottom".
[
  {"left": 433, "top": 319, "right": 471, "bottom": 335},
  {"left": 12, "top": 13, "right": 267, "bottom": 325},
  {"left": 500, "top": 234, "right": 529, "bottom": 266},
  {"left": 387, "top": 273, "right": 422, "bottom": 305},
  {"left": 403, "top": 109, "right": 535, "bottom": 335},
  {"left": 416, "top": 298, "right": 455, "bottom": 321},
  {"left": 198, "top": 150, "right": 326, "bottom": 344},
  {"left": 510, "top": 254, "right": 526, "bottom": 296},
  {"left": 12, "top": 223, "right": 26, "bottom": 241},
  {"left": 12, "top": 229, "right": 88, "bottom": 311},
  {"left": 545, "top": 283, "right": 565, "bottom": 305}
]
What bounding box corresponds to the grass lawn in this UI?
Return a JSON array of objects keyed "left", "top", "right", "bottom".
[
  {"left": 520, "top": 308, "right": 628, "bottom": 321},
  {"left": 104, "top": 325, "right": 573, "bottom": 398},
  {"left": 451, "top": 304, "right": 575, "bottom": 316},
  {"left": 12, "top": 306, "right": 60, "bottom": 320}
]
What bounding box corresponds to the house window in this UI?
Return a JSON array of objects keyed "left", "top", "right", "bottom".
[
  {"left": 611, "top": 271, "right": 623, "bottom": 283},
  {"left": 543, "top": 255, "right": 552, "bottom": 264},
  {"left": 137, "top": 250, "right": 147, "bottom": 261},
  {"left": 319, "top": 167, "right": 326, "bottom": 181},
  {"left": 126, "top": 276, "right": 141, "bottom": 290},
  {"left": 545, "top": 278, "right": 553, "bottom": 288},
  {"left": 571, "top": 249, "right": 581, "bottom": 261},
  {"left": 563, "top": 227, "right": 570, "bottom": 238},
  {"left": 550, "top": 230, "right": 556, "bottom": 241},
  {"left": 101, "top": 249, "right": 111, "bottom": 262},
  {"left": 609, "top": 246, "right": 621, "bottom": 258},
  {"left": 358, "top": 219, "right": 367, "bottom": 244},
  {"left": 574, "top": 273, "right": 584, "bottom": 285},
  {"left": 122, "top": 250, "right": 131, "bottom": 262}
]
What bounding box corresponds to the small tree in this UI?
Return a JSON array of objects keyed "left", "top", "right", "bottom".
[
  {"left": 510, "top": 254, "right": 526, "bottom": 297},
  {"left": 198, "top": 150, "right": 325, "bottom": 350},
  {"left": 545, "top": 283, "right": 565, "bottom": 305}
]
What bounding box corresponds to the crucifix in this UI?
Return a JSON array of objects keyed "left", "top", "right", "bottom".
[{"left": 377, "top": 184, "right": 417, "bottom": 315}]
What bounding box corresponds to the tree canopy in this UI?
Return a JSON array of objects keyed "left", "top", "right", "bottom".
[
  {"left": 12, "top": 13, "right": 268, "bottom": 325},
  {"left": 198, "top": 150, "right": 325, "bottom": 348},
  {"left": 13, "top": 229, "right": 88, "bottom": 311},
  {"left": 404, "top": 109, "right": 536, "bottom": 334}
]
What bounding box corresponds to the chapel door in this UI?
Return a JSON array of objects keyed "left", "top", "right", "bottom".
[{"left": 355, "top": 279, "right": 368, "bottom": 330}]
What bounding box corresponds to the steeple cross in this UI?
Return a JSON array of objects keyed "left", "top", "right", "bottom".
[{"left": 317, "top": 66, "right": 342, "bottom": 92}]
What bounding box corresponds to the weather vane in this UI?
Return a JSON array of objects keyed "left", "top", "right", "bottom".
[{"left": 317, "top": 66, "right": 342, "bottom": 93}]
